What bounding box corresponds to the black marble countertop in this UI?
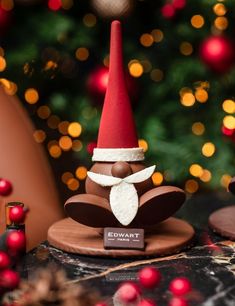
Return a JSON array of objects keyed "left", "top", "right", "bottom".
[{"left": 20, "top": 192, "right": 235, "bottom": 306}]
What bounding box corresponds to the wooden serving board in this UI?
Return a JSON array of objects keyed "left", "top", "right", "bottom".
[{"left": 47, "top": 217, "right": 195, "bottom": 258}]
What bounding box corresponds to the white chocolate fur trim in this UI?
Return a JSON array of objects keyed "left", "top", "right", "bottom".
[
  {"left": 92, "top": 148, "right": 145, "bottom": 162},
  {"left": 124, "top": 165, "right": 156, "bottom": 184},
  {"left": 110, "top": 181, "right": 138, "bottom": 226}
]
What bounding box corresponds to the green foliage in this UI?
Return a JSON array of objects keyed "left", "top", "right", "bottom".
[{"left": 3, "top": 0, "right": 235, "bottom": 192}]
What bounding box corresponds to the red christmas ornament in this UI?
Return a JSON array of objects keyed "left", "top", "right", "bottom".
[
  {"left": 9, "top": 206, "right": 25, "bottom": 224},
  {"left": 95, "top": 303, "right": 108, "bottom": 306},
  {"left": 169, "top": 277, "right": 192, "bottom": 296},
  {"left": 0, "top": 6, "right": 11, "bottom": 32},
  {"left": 172, "top": 0, "right": 186, "bottom": 9},
  {"left": 87, "top": 66, "right": 137, "bottom": 105},
  {"left": 118, "top": 282, "right": 141, "bottom": 303},
  {"left": 87, "top": 67, "right": 109, "bottom": 100},
  {"left": 0, "top": 251, "right": 10, "bottom": 270},
  {"left": 86, "top": 141, "right": 97, "bottom": 155},
  {"left": 48, "top": 0, "right": 61, "bottom": 11},
  {"left": 161, "top": 4, "right": 175, "bottom": 19},
  {"left": 222, "top": 125, "right": 234, "bottom": 136},
  {"left": 6, "top": 231, "right": 26, "bottom": 252},
  {"left": 0, "top": 269, "right": 20, "bottom": 290},
  {"left": 0, "top": 178, "right": 12, "bottom": 196},
  {"left": 199, "top": 36, "right": 234, "bottom": 73},
  {"left": 168, "top": 297, "right": 189, "bottom": 306},
  {"left": 138, "top": 299, "right": 157, "bottom": 306},
  {"left": 138, "top": 267, "right": 161, "bottom": 289}
]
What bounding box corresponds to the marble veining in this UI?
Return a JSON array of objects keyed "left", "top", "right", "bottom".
[{"left": 19, "top": 193, "right": 235, "bottom": 306}]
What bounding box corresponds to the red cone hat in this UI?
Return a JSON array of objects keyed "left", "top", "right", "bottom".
[{"left": 92, "top": 20, "right": 144, "bottom": 162}]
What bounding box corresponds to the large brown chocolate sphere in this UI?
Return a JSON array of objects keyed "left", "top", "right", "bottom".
[{"left": 111, "top": 162, "right": 132, "bottom": 178}]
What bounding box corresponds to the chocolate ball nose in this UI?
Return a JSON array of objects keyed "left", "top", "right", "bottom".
[{"left": 111, "top": 162, "right": 132, "bottom": 178}]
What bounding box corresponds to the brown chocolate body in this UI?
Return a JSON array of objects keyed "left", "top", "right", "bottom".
[
  {"left": 65, "top": 160, "right": 186, "bottom": 229},
  {"left": 85, "top": 162, "right": 153, "bottom": 199}
]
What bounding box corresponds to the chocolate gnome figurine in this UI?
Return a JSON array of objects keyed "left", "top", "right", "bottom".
[{"left": 64, "top": 21, "right": 186, "bottom": 231}]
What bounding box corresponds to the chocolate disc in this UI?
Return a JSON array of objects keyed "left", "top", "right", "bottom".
[
  {"left": 65, "top": 186, "right": 185, "bottom": 229},
  {"left": 208, "top": 206, "right": 235, "bottom": 240},
  {"left": 131, "top": 186, "right": 186, "bottom": 227},
  {"left": 64, "top": 194, "right": 119, "bottom": 228},
  {"left": 48, "top": 217, "right": 195, "bottom": 257}
]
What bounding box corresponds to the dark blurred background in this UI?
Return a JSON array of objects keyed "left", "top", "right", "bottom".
[{"left": 1, "top": 0, "right": 235, "bottom": 202}]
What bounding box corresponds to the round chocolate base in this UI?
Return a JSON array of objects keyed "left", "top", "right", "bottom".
[
  {"left": 209, "top": 206, "right": 235, "bottom": 241},
  {"left": 47, "top": 218, "right": 195, "bottom": 258}
]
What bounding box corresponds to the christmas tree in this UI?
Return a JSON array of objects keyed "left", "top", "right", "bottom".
[{"left": 1, "top": 0, "right": 235, "bottom": 199}]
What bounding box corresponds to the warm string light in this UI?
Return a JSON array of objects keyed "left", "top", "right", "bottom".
[
  {"left": 223, "top": 115, "right": 235, "bottom": 129},
  {"left": 61, "top": 0, "right": 73, "bottom": 10},
  {"left": 152, "top": 172, "right": 164, "bottom": 186},
  {"left": 34, "top": 92, "right": 83, "bottom": 168},
  {"left": 128, "top": 60, "right": 143, "bottom": 78},
  {"left": 179, "top": 42, "right": 193, "bottom": 56},
  {"left": 200, "top": 169, "right": 212, "bottom": 182},
  {"left": 213, "top": 3, "right": 227, "bottom": 16},
  {"left": 0, "top": 78, "right": 17, "bottom": 95},
  {"left": 75, "top": 47, "right": 89, "bottom": 61},
  {"left": 202, "top": 142, "right": 216, "bottom": 157},
  {"left": 212, "top": 3, "right": 228, "bottom": 31},
  {"left": 195, "top": 88, "right": 208, "bottom": 103},
  {"left": 222, "top": 99, "right": 235, "bottom": 114},
  {"left": 180, "top": 92, "right": 195, "bottom": 107},
  {"left": 83, "top": 13, "right": 97, "bottom": 27},
  {"left": 185, "top": 179, "right": 199, "bottom": 193},
  {"left": 151, "top": 29, "right": 164, "bottom": 42},
  {"left": 67, "top": 178, "right": 79, "bottom": 191},
  {"left": 138, "top": 139, "right": 148, "bottom": 152},
  {"left": 0, "top": 55, "right": 6, "bottom": 71},
  {"left": 180, "top": 84, "right": 209, "bottom": 107},
  {"left": 33, "top": 130, "right": 46, "bottom": 143},
  {"left": 189, "top": 164, "right": 203, "bottom": 177},
  {"left": 75, "top": 166, "right": 87, "bottom": 180},
  {"left": 61, "top": 172, "right": 73, "bottom": 184},
  {"left": 72, "top": 140, "right": 83, "bottom": 152},
  {"left": 24, "top": 88, "right": 39, "bottom": 104},
  {"left": 189, "top": 164, "right": 212, "bottom": 184},
  {"left": 59, "top": 136, "right": 72, "bottom": 151},
  {"left": 140, "top": 33, "right": 154, "bottom": 47},
  {"left": 37, "top": 106, "right": 51, "bottom": 119},
  {"left": 192, "top": 122, "right": 205, "bottom": 136},
  {"left": 44, "top": 60, "right": 58, "bottom": 71},
  {"left": 68, "top": 122, "right": 82, "bottom": 137},
  {"left": 191, "top": 15, "right": 204, "bottom": 29},
  {"left": 220, "top": 174, "right": 231, "bottom": 188},
  {"left": 61, "top": 166, "right": 88, "bottom": 191}
]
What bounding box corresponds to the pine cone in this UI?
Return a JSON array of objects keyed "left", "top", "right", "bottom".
[{"left": 16, "top": 265, "right": 100, "bottom": 306}]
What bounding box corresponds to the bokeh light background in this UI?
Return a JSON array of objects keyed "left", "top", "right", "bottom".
[{"left": 1, "top": 0, "right": 235, "bottom": 202}]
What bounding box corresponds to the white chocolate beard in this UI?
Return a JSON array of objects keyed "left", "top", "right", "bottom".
[
  {"left": 87, "top": 165, "right": 156, "bottom": 225},
  {"left": 110, "top": 181, "right": 138, "bottom": 226}
]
